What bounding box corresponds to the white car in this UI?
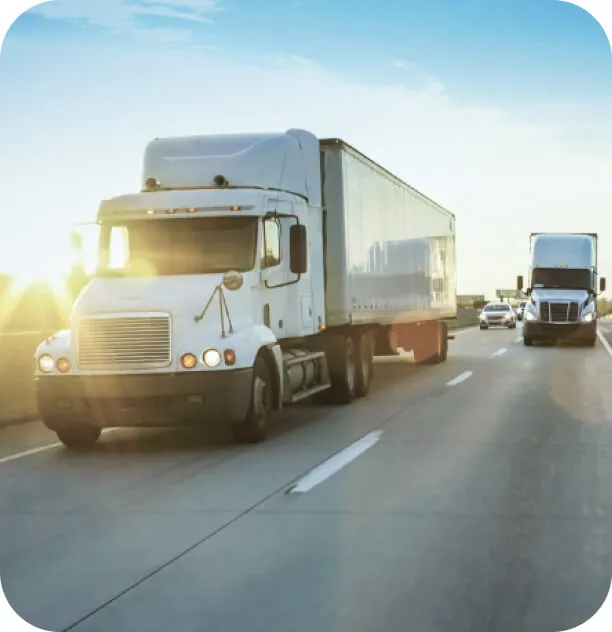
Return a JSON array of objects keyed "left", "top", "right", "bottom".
[{"left": 479, "top": 302, "right": 517, "bottom": 330}]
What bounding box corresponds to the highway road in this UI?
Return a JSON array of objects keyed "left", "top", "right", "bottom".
[{"left": 3, "top": 322, "right": 612, "bottom": 632}]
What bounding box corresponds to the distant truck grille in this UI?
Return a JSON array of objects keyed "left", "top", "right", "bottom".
[
  {"left": 78, "top": 315, "right": 172, "bottom": 370},
  {"left": 538, "top": 302, "right": 580, "bottom": 323}
]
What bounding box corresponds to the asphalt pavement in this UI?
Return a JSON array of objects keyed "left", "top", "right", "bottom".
[{"left": 3, "top": 322, "right": 612, "bottom": 632}]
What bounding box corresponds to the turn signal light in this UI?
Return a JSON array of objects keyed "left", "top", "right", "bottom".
[
  {"left": 180, "top": 353, "right": 197, "bottom": 369},
  {"left": 56, "top": 357, "right": 71, "bottom": 373},
  {"left": 224, "top": 349, "right": 236, "bottom": 366}
]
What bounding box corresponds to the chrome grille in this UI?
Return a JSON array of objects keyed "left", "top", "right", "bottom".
[
  {"left": 568, "top": 302, "right": 579, "bottom": 321},
  {"left": 78, "top": 315, "right": 171, "bottom": 370},
  {"left": 538, "top": 302, "right": 580, "bottom": 323}
]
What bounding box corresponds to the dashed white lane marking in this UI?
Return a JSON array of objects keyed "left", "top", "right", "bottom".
[
  {"left": 446, "top": 371, "right": 473, "bottom": 387},
  {"left": 489, "top": 348, "right": 508, "bottom": 359},
  {"left": 0, "top": 429, "right": 119, "bottom": 466},
  {"left": 288, "top": 431, "right": 384, "bottom": 494},
  {"left": 597, "top": 328, "right": 612, "bottom": 358}
]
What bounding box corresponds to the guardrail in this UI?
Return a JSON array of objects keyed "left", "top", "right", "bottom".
[{"left": 0, "top": 309, "right": 481, "bottom": 428}]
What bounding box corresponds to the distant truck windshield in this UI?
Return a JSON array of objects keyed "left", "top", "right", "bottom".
[{"left": 532, "top": 267, "right": 591, "bottom": 291}]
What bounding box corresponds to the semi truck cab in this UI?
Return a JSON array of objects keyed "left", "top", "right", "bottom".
[
  {"left": 517, "top": 233, "right": 606, "bottom": 347},
  {"left": 34, "top": 129, "right": 457, "bottom": 449}
]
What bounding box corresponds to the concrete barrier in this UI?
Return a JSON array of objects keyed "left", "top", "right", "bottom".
[
  {"left": 447, "top": 308, "right": 480, "bottom": 331},
  {"left": 0, "top": 309, "right": 480, "bottom": 428}
]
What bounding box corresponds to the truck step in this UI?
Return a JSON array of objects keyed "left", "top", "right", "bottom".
[{"left": 289, "top": 383, "right": 332, "bottom": 404}]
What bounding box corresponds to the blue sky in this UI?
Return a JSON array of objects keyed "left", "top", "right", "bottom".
[{"left": 0, "top": 0, "right": 611, "bottom": 296}]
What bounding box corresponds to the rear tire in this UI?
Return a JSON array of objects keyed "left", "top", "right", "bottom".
[
  {"left": 355, "top": 332, "right": 374, "bottom": 398},
  {"left": 328, "top": 335, "right": 358, "bottom": 404},
  {"left": 56, "top": 426, "right": 101, "bottom": 450},
  {"left": 232, "top": 355, "right": 272, "bottom": 444},
  {"left": 424, "top": 322, "right": 448, "bottom": 365}
]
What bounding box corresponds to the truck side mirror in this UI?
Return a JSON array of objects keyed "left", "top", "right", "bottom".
[
  {"left": 290, "top": 224, "right": 308, "bottom": 275},
  {"left": 516, "top": 275, "right": 523, "bottom": 291},
  {"left": 600, "top": 277, "right": 607, "bottom": 293}
]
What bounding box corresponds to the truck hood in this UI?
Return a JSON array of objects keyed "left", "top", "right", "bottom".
[
  {"left": 73, "top": 274, "right": 255, "bottom": 329},
  {"left": 531, "top": 288, "right": 590, "bottom": 303}
]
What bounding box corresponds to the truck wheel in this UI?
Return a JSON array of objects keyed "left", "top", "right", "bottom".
[
  {"left": 423, "top": 322, "right": 448, "bottom": 365},
  {"left": 355, "top": 332, "right": 374, "bottom": 398},
  {"left": 233, "top": 355, "right": 272, "bottom": 444},
  {"left": 56, "top": 426, "right": 101, "bottom": 450},
  {"left": 329, "top": 335, "right": 358, "bottom": 404}
]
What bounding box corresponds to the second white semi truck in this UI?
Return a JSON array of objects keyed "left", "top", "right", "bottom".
[
  {"left": 34, "top": 129, "right": 457, "bottom": 448},
  {"left": 517, "top": 232, "right": 606, "bottom": 346}
]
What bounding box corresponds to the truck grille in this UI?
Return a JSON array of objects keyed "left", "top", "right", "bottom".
[
  {"left": 538, "top": 302, "right": 580, "bottom": 323},
  {"left": 78, "top": 315, "right": 172, "bottom": 370}
]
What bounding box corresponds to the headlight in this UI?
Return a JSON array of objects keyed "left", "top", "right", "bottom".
[
  {"left": 180, "top": 353, "right": 198, "bottom": 369},
  {"left": 582, "top": 312, "right": 594, "bottom": 323},
  {"left": 202, "top": 348, "right": 222, "bottom": 368},
  {"left": 479, "top": 312, "right": 486, "bottom": 320},
  {"left": 525, "top": 311, "right": 536, "bottom": 321},
  {"left": 38, "top": 354, "right": 55, "bottom": 373}
]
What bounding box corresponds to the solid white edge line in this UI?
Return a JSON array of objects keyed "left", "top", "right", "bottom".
[
  {"left": 289, "top": 430, "right": 384, "bottom": 494},
  {"left": 446, "top": 371, "right": 473, "bottom": 387},
  {"left": 0, "top": 428, "right": 120, "bottom": 466},
  {"left": 597, "top": 328, "right": 612, "bottom": 359}
]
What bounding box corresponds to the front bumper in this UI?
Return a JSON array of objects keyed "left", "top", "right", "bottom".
[
  {"left": 35, "top": 370, "right": 253, "bottom": 430},
  {"left": 481, "top": 319, "right": 514, "bottom": 327},
  {"left": 523, "top": 320, "right": 596, "bottom": 341}
]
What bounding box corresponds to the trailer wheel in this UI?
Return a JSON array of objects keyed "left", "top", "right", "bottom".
[
  {"left": 355, "top": 332, "right": 374, "bottom": 398},
  {"left": 56, "top": 426, "right": 101, "bottom": 450},
  {"left": 423, "top": 322, "right": 448, "bottom": 365},
  {"left": 232, "top": 355, "right": 272, "bottom": 444}
]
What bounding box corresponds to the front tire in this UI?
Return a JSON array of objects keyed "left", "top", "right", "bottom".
[
  {"left": 56, "top": 426, "right": 101, "bottom": 450},
  {"left": 232, "top": 355, "right": 272, "bottom": 444}
]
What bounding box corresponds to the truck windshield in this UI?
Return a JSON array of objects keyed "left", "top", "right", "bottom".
[
  {"left": 532, "top": 268, "right": 591, "bottom": 291},
  {"left": 96, "top": 216, "right": 258, "bottom": 276}
]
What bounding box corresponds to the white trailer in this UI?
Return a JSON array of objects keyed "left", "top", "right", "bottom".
[
  {"left": 517, "top": 232, "right": 606, "bottom": 346},
  {"left": 34, "top": 129, "right": 457, "bottom": 448}
]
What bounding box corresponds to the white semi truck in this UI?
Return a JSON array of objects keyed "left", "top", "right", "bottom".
[
  {"left": 34, "top": 129, "right": 457, "bottom": 448},
  {"left": 517, "top": 232, "right": 606, "bottom": 346}
]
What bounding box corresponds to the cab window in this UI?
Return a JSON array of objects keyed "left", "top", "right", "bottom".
[{"left": 261, "top": 217, "right": 281, "bottom": 268}]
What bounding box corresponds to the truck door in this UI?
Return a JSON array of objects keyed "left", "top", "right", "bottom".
[{"left": 260, "top": 214, "right": 287, "bottom": 338}]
